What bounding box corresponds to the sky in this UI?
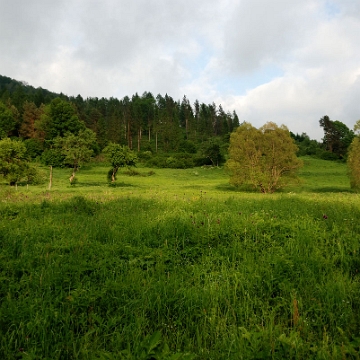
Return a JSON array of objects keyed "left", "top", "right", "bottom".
[{"left": 1, "top": 0, "right": 360, "bottom": 140}]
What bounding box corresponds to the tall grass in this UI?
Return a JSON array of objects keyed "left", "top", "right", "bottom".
[{"left": 0, "top": 158, "right": 359, "bottom": 359}]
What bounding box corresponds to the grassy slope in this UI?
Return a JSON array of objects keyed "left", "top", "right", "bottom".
[{"left": 0, "top": 158, "right": 360, "bottom": 359}]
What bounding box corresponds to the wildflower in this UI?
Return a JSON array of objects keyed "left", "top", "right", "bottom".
[{"left": 323, "top": 214, "right": 328, "bottom": 219}]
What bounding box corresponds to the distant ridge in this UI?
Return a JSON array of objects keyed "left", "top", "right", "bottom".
[{"left": 0, "top": 74, "right": 61, "bottom": 106}]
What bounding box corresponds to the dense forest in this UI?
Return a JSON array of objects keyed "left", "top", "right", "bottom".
[{"left": 0, "top": 74, "right": 355, "bottom": 168}]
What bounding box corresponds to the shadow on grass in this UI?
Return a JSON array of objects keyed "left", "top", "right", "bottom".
[
  {"left": 308, "top": 186, "right": 354, "bottom": 193},
  {"left": 68, "top": 181, "right": 106, "bottom": 187},
  {"left": 107, "top": 182, "right": 137, "bottom": 188},
  {"left": 68, "top": 181, "right": 137, "bottom": 188},
  {"left": 215, "top": 183, "right": 259, "bottom": 193}
]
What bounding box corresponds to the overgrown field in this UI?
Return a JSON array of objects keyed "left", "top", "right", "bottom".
[{"left": 1, "top": 158, "right": 360, "bottom": 359}]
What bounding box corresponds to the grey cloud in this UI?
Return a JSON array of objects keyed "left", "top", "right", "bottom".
[
  {"left": 0, "top": 0, "right": 73, "bottom": 62},
  {"left": 222, "top": 0, "right": 317, "bottom": 73},
  {"left": 72, "top": 0, "right": 219, "bottom": 68},
  {"left": 1, "top": 0, "right": 360, "bottom": 140}
]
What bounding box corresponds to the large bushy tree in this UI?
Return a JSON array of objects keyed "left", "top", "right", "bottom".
[
  {"left": 226, "top": 122, "right": 303, "bottom": 193},
  {"left": 0, "top": 138, "right": 35, "bottom": 185},
  {"left": 347, "top": 120, "right": 360, "bottom": 191}
]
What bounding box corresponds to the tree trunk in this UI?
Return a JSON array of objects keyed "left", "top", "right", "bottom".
[
  {"left": 111, "top": 167, "right": 118, "bottom": 182},
  {"left": 48, "top": 165, "right": 53, "bottom": 190},
  {"left": 69, "top": 167, "right": 76, "bottom": 184},
  {"left": 156, "top": 132, "right": 158, "bottom": 153},
  {"left": 138, "top": 128, "right": 141, "bottom": 152}
]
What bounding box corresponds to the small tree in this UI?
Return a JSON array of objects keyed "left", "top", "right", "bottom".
[
  {"left": 0, "top": 138, "right": 34, "bottom": 185},
  {"left": 347, "top": 120, "right": 360, "bottom": 191},
  {"left": 200, "top": 137, "right": 225, "bottom": 167},
  {"left": 226, "top": 122, "right": 303, "bottom": 193},
  {"left": 103, "top": 143, "right": 137, "bottom": 182},
  {"left": 54, "top": 129, "right": 97, "bottom": 184}
]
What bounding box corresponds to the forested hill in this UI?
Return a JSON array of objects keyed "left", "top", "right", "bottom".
[
  {"left": 0, "top": 74, "right": 353, "bottom": 164},
  {"left": 0, "top": 74, "right": 240, "bottom": 155},
  {"left": 0, "top": 75, "right": 60, "bottom": 107}
]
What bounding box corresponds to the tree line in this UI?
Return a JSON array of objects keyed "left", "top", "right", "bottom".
[
  {"left": 0, "top": 75, "right": 239, "bottom": 155},
  {"left": 1, "top": 74, "right": 359, "bottom": 192}
]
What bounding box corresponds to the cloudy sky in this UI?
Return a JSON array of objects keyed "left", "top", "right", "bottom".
[{"left": 1, "top": 0, "right": 360, "bottom": 139}]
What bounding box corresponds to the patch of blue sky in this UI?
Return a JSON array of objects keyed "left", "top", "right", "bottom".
[
  {"left": 324, "top": 1, "right": 341, "bottom": 18},
  {"left": 182, "top": 47, "right": 212, "bottom": 77},
  {"left": 215, "top": 64, "right": 284, "bottom": 95}
]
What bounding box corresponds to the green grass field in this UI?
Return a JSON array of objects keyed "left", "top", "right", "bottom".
[{"left": 1, "top": 157, "right": 360, "bottom": 359}]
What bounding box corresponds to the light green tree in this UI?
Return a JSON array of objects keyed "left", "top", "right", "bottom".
[
  {"left": 0, "top": 138, "right": 34, "bottom": 185},
  {"left": 54, "top": 128, "right": 97, "bottom": 184},
  {"left": 347, "top": 120, "right": 360, "bottom": 191},
  {"left": 226, "top": 122, "right": 303, "bottom": 193},
  {"left": 103, "top": 143, "right": 137, "bottom": 182}
]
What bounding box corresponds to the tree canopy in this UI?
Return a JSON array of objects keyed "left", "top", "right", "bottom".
[
  {"left": 226, "top": 122, "right": 303, "bottom": 193},
  {"left": 103, "top": 143, "right": 137, "bottom": 182},
  {"left": 347, "top": 120, "right": 360, "bottom": 191},
  {"left": 0, "top": 138, "right": 35, "bottom": 185},
  {"left": 319, "top": 115, "right": 354, "bottom": 159},
  {"left": 54, "top": 128, "right": 97, "bottom": 183}
]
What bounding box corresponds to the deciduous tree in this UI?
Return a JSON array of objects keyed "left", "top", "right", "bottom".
[
  {"left": 103, "top": 143, "right": 136, "bottom": 182},
  {"left": 347, "top": 120, "right": 360, "bottom": 191},
  {"left": 226, "top": 122, "right": 302, "bottom": 193},
  {"left": 54, "top": 129, "right": 97, "bottom": 183},
  {"left": 0, "top": 138, "right": 34, "bottom": 185}
]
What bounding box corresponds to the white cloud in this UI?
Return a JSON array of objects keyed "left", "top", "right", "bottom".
[{"left": 1, "top": 0, "right": 360, "bottom": 139}]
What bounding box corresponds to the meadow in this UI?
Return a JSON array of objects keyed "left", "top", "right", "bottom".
[{"left": 0, "top": 157, "right": 360, "bottom": 359}]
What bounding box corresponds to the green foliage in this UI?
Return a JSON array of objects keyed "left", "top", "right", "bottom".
[
  {"left": 0, "top": 138, "right": 37, "bottom": 185},
  {"left": 0, "top": 101, "right": 17, "bottom": 138},
  {"left": 145, "top": 153, "right": 194, "bottom": 169},
  {"left": 37, "top": 97, "right": 85, "bottom": 140},
  {"left": 291, "top": 132, "right": 322, "bottom": 157},
  {"left": 24, "top": 138, "right": 43, "bottom": 159},
  {"left": 41, "top": 147, "right": 65, "bottom": 167},
  {"left": 178, "top": 140, "right": 197, "bottom": 154},
  {"left": 199, "top": 137, "right": 225, "bottom": 166},
  {"left": 226, "top": 122, "right": 303, "bottom": 193},
  {"left": 319, "top": 115, "right": 354, "bottom": 159},
  {"left": 54, "top": 129, "right": 97, "bottom": 183},
  {"left": 103, "top": 143, "right": 137, "bottom": 182},
  {"left": 347, "top": 122, "right": 360, "bottom": 191}
]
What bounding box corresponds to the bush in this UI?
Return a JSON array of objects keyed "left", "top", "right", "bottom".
[
  {"left": 178, "top": 140, "right": 197, "bottom": 154},
  {"left": 319, "top": 151, "right": 340, "bottom": 161},
  {"left": 137, "top": 151, "right": 153, "bottom": 161},
  {"left": 145, "top": 153, "right": 194, "bottom": 169}
]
